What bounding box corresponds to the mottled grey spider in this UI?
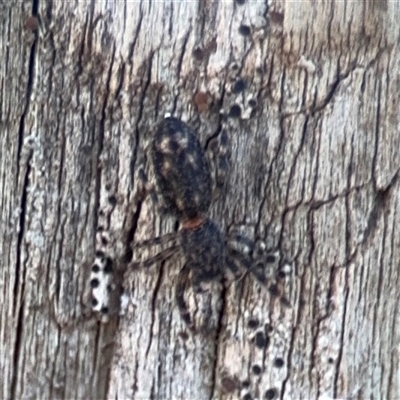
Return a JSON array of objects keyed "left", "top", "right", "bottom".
[{"left": 130, "top": 117, "right": 290, "bottom": 329}]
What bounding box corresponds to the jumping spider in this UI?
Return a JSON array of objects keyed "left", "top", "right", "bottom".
[{"left": 130, "top": 117, "right": 290, "bottom": 329}]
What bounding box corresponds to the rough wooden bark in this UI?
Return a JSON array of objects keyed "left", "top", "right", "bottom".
[{"left": 1, "top": 1, "right": 399, "bottom": 399}]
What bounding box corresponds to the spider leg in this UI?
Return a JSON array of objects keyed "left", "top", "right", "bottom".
[
  {"left": 175, "top": 263, "right": 194, "bottom": 329},
  {"left": 227, "top": 247, "right": 267, "bottom": 283},
  {"left": 129, "top": 244, "right": 180, "bottom": 269},
  {"left": 225, "top": 253, "right": 246, "bottom": 279},
  {"left": 135, "top": 232, "right": 178, "bottom": 249},
  {"left": 227, "top": 247, "right": 291, "bottom": 307},
  {"left": 226, "top": 232, "right": 254, "bottom": 257}
]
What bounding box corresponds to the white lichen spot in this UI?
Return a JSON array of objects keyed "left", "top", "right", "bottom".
[
  {"left": 297, "top": 55, "right": 317, "bottom": 73},
  {"left": 119, "top": 292, "right": 130, "bottom": 315},
  {"left": 281, "top": 263, "right": 292, "bottom": 274}
]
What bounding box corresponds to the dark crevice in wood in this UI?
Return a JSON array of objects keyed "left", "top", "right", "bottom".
[
  {"left": 209, "top": 283, "right": 227, "bottom": 400},
  {"left": 16, "top": 1, "right": 38, "bottom": 183},
  {"left": 10, "top": 283, "right": 25, "bottom": 400},
  {"left": 145, "top": 265, "right": 164, "bottom": 359},
  {"left": 127, "top": 4, "right": 143, "bottom": 62},
  {"left": 305, "top": 205, "right": 315, "bottom": 268},
  {"left": 11, "top": 73, "right": 35, "bottom": 400},
  {"left": 334, "top": 286, "right": 349, "bottom": 398},
  {"left": 310, "top": 286, "right": 320, "bottom": 384},
  {"left": 280, "top": 324, "right": 296, "bottom": 400},
  {"left": 167, "top": 2, "right": 174, "bottom": 39},
  {"left": 279, "top": 116, "right": 310, "bottom": 251},
  {"left": 122, "top": 200, "right": 142, "bottom": 264},
  {"left": 10, "top": 141, "right": 32, "bottom": 397},
  {"left": 85, "top": 0, "right": 97, "bottom": 56},
  {"left": 176, "top": 30, "right": 191, "bottom": 82},
  {"left": 363, "top": 176, "right": 395, "bottom": 248},
  {"left": 371, "top": 79, "right": 381, "bottom": 192},
  {"left": 344, "top": 129, "right": 355, "bottom": 268},
  {"left": 133, "top": 51, "right": 153, "bottom": 171}
]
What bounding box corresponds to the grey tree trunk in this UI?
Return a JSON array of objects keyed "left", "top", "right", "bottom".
[{"left": 1, "top": 1, "right": 399, "bottom": 399}]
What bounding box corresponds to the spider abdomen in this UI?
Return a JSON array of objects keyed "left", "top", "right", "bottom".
[{"left": 152, "top": 117, "right": 212, "bottom": 220}]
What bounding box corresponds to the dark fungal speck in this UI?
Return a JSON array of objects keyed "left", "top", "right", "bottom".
[
  {"left": 100, "top": 306, "right": 109, "bottom": 314},
  {"left": 236, "top": 0, "right": 246, "bottom": 4},
  {"left": 274, "top": 357, "right": 284, "bottom": 368},
  {"left": 193, "top": 47, "right": 204, "bottom": 61},
  {"left": 95, "top": 250, "right": 105, "bottom": 259},
  {"left": 276, "top": 270, "right": 286, "bottom": 279},
  {"left": 91, "top": 264, "right": 100, "bottom": 273},
  {"left": 255, "top": 331, "right": 269, "bottom": 348},
  {"left": 241, "top": 380, "right": 250, "bottom": 388},
  {"left": 270, "top": 11, "right": 284, "bottom": 25},
  {"left": 239, "top": 25, "right": 251, "bottom": 36},
  {"left": 232, "top": 79, "right": 246, "bottom": 93},
  {"left": 328, "top": 357, "right": 334, "bottom": 364},
  {"left": 265, "top": 388, "right": 278, "bottom": 399},
  {"left": 248, "top": 99, "right": 257, "bottom": 108},
  {"left": 242, "top": 394, "right": 252, "bottom": 400},
  {"left": 178, "top": 331, "right": 189, "bottom": 341},
  {"left": 90, "top": 278, "right": 100, "bottom": 288},
  {"left": 24, "top": 16, "right": 39, "bottom": 31},
  {"left": 91, "top": 298, "right": 98, "bottom": 307},
  {"left": 221, "top": 376, "right": 238, "bottom": 393},
  {"left": 103, "top": 258, "right": 113, "bottom": 273},
  {"left": 247, "top": 318, "right": 260, "bottom": 329},
  {"left": 268, "top": 284, "right": 281, "bottom": 297},
  {"left": 265, "top": 324, "right": 273, "bottom": 333},
  {"left": 229, "top": 104, "right": 242, "bottom": 118},
  {"left": 108, "top": 195, "right": 117, "bottom": 205},
  {"left": 252, "top": 364, "right": 262, "bottom": 375},
  {"left": 266, "top": 254, "right": 276, "bottom": 263}
]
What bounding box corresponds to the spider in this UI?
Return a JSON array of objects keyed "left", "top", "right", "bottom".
[{"left": 131, "top": 117, "right": 290, "bottom": 329}]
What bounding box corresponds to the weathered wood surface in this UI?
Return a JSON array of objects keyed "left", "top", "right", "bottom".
[{"left": 1, "top": 1, "right": 399, "bottom": 399}]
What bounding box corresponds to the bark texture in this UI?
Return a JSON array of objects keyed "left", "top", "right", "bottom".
[{"left": 1, "top": 1, "right": 399, "bottom": 399}]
